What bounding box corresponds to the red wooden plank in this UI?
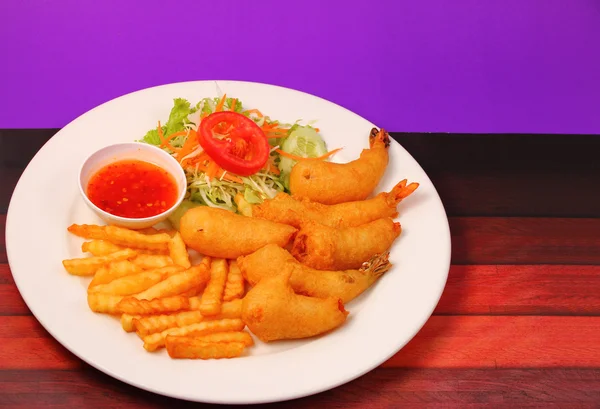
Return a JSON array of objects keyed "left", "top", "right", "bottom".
[
  {"left": 0, "top": 264, "right": 13, "bottom": 284},
  {"left": 0, "top": 215, "right": 6, "bottom": 263},
  {"left": 0, "top": 264, "right": 30, "bottom": 315},
  {"left": 384, "top": 316, "right": 600, "bottom": 368},
  {"left": 435, "top": 265, "right": 600, "bottom": 315},
  {"left": 450, "top": 217, "right": 600, "bottom": 264},
  {"left": 3, "top": 316, "right": 600, "bottom": 370},
  {"left": 0, "top": 317, "right": 80, "bottom": 370},
  {"left": 0, "top": 368, "right": 599, "bottom": 408}
]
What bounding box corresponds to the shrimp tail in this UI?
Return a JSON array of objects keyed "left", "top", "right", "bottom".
[
  {"left": 369, "top": 127, "right": 391, "bottom": 149},
  {"left": 359, "top": 251, "right": 392, "bottom": 278},
  {"left": 386, "top": 179, "right": 420, "bottom": 207}
]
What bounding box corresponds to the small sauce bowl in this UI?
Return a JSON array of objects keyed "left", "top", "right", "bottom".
[{"left": 78, "top": 142, "right": 187, "bottom": 230}]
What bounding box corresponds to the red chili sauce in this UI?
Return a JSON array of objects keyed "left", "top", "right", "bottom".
[{"left": 87, "top": 159, "right": 178, "bottom": 219}]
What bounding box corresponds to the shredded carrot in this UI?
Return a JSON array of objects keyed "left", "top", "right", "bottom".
[
  {"left": 191, "top": 151, "right": 209, "bottom": 165},
  {"left": 157, "top": 121, "right": 165, "bottom": 143},
  {"left": 160, "top": 130, "right": 187, "bottom": 150},
  {"left": 275, "top": 147, "right": 342, "bottom": 161},
  {"left": 244, "top": 109, "right": 264, "bottom": 118},
  {"left": 177, "top": 129, "right": 199, "bottom": 164},
  {"left": 206, "top": 160, "right": 220, "bottom": 179},
  {"left": 264, "top": 129, "right": 289, "bottom": 138},
  {"left": 215, "top": 94, "right": 227, "bottom": 112},
  {"left": 261, "top": 122, "right": 277, "bottom": 130},
  {"left": 157, "top": 122, "right": 182, "bottom": 152},
  {"left": 263, "top": 160, "right": 280, "bottom": 175},
  {"left": 230, "top": 98, "right": 237, "bottom": 112}
]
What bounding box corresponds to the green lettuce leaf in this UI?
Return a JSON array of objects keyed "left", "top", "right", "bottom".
[
  {"left": 141, "top": 128, "right": 163, "bottom": 145},
  {"left": 164, "top": 98, "right": 193, "bottom": 136}
]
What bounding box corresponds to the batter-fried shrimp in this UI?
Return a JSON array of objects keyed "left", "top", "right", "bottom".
[
  {"left": 241, "top": 269, "right": 348, "bottom": 342},
  {"left": 291, "top": 218, "right": 401, "bottom": 270},
  {"left": 237, "top": 244, "right": 392, "bottom": 303},
  {"left": 289, "top": 128, "right": 390, "bottom": 205},
  {"left": 251, "top": 179, "right": 419, "bottom": 228},
  {"left": 179, "top": 207, "right": 297, "bottom": 259}
]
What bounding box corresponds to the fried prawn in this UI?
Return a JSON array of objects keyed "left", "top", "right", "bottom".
[
  {"left": 241, "top": 269, "right": 348, "bottom": 342},
  {"left": 179, "top": 207, "right": 297, "bottom": 259},
  {"left": 237, "top": 244, "right": 392, "bottom": 303},
  {"left": 289, "top": 128, "right": 390, "bottom": 205},
  {"left": 291, "top": 218, "right": 401, "bottom": 270},
  {"left": 251, "top": 179, "right": 418, "bottom": 228}
]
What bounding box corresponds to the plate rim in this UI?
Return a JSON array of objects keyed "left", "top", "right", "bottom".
[{"left": 5, "top": 79, "right": 451, "bottom": 404}]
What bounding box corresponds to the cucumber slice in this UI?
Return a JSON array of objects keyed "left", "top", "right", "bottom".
[{"left": 278, "top": 126, "right": 327, "bottom": 175}]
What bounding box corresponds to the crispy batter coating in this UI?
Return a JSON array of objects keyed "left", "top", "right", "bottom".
[
  {"left": 179, "top": 207, "right": 297, "bottom": 259},
  {"left": 241, "top": 269, "right": 348, "bottom": 342},
  {"left": 289, "top": 128, "right": 390, "bottom": 205},
  {"left": 291, "top": 218, "right": 401, "bottom": 270},
  {"left": 238, "top": 244, "right": 392, "bottom": 303},
  {"left": 252, "top": 179, "right": 418, "bottom": 228}
]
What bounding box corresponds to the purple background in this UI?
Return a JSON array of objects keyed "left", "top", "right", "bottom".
[{"left": 1, "top": 0, "right": 599, "bottom": 133}]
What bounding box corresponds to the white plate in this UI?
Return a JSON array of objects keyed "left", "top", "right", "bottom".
[{"left": 6, "top": 80, "right": 451, "bottom": 404}]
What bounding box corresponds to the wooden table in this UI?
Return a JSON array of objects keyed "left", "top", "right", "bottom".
[{"left": 1, "top": 130, "right": 599, "bottom": 407}]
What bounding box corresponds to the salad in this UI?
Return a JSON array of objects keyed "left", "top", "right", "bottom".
[{"left": 138, "top": 95, "right": 340, "bottom": 227}]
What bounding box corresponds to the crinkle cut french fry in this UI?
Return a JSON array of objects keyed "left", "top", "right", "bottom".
[
  {"left": 180, "top": 287, "right": 200, "bottom": 297},
  {"left": 132, "top": 254, "right": 173, "bottom": 270},
  {"left": 165, "top": 337, "right": 246, "bottom": 359},
  {"left": 105, "top": 225, "right": 170, "bottom": 251},
  {"left": 62, "top": 249, "right": 137, "bottom": 275},
  {"left": 168, "top": 232, "right": 191, "bottom": 269},
  {"left": 121, "top": 314, "right": 141, "bottom": 332},
  {"left": 67, "top": 224, "right": 108, "bottom": 240},
  {"left": 87, "top": 293, "right": 124, "bottom": 314},
  {"left": 82, "top": 240, "right": 125, "bottom": 256},
  {"left": 188, "top": 298, "right": 242, "bottom": 319},
  {"left": 137, "top": 227, "right": 160, "bottom": 235},
  {"left": 134, "top": 264, "right": 209, "bottom": 300},
  {"left": 133, "top": 310, "right": 204, "bottom": 337},
  {"left": 88, "top": 269, "right": 170, "bottom": 296},
  {"left": 116, "top": 295, "right": 190, "bottom": 315},
  {"left": 132, "top": 299, "right": 243, "bottom": 337},
  {"left": 193, "top": 331, "right": 254, "bottom": 346},
  {"left": 198, "top": 258, "right": 228, "bottom": 316},
  {"left": 143, "top": 318, "right": 245, "bottom": 352},
  {"left": 223, "top": 260, "right": 245, "bottom": 301},
  {"left": 89, "top": 260, "right": 142, "bottom": 288}
]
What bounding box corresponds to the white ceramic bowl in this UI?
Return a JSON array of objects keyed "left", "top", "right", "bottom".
[{"left": 78, "top": 142, "right": 187, "bottom": 230}]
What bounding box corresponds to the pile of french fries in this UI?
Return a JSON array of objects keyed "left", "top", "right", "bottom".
[{"left": 62, "top": 224, "right": 252, "bottom": 360}]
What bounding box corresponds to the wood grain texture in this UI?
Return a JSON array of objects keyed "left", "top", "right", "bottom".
[
  {"left": 3, "top": 315, "right": 600, "bottom": 370},
  {"left": 450, "top": 217, "right": 600, "bottom": 264},
  {"left": 435, "top": 265, "right": 600, "bottom": 315},
  {"left": 0, "top": 368, "right": 599, "bottom": 408},
  {"left": 0, "top": 215, "right": 6, "bottom": 264},
  {"left": 392, "top": 133, "right": 600, "bottom": 218},
  {"left": 0, "top": 317, "right": 80, "bottom": 370},
  {"left": 384, "top": 316, "right": 600, "bottom": 368}
]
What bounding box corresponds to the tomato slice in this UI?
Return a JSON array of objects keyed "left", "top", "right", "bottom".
[{"left": 197, "top": 111, "right": 270, "bottom": 176}]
